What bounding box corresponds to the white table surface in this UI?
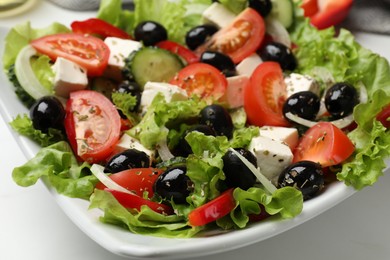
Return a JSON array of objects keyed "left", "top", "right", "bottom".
[{"left": 1, "top": 1, "right": 390, "bottom": 260}]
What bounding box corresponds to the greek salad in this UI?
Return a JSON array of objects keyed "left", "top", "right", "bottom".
[{"left": 2, "top": 0, "right": 390, "bottom": 238}]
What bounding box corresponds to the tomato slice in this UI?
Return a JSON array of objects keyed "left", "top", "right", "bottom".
[
  {"left": 95, "top": 168, "right": 163, "bottom": 198},
  {"left": 156, "top": 40, "right": 199, "bottom": 64},
  {"left": 293, "top": 122, "right": 355, "bottom": 167},
  {"left": 302, "top": 0, "right": 353, "bottom": 29},
  {"left": 64, "top": 90, "right": 121, "bottom": 164},
  {"left": 31, "top": 33, "right": 110, "bottom": 76},
  {"left": 105, "top": 189, "right": 173, "bottom": 215},
  {"left": 170, "top": 63, "right": 227, "bottom": 101},
  {"left": 376, "top": 104, "right": 390, "bottom": 128},
  {"left": 188, "top": 188, "right": 236, "bottom": 227},
  {"left": 195, "top": 8, "right": 265, "bottom": 64},
  {"left": 244, "top": 62, "right": 289, "bottom": 127},
  {"left": 71, "top": 18, "right": 131, "bottom": 39}
]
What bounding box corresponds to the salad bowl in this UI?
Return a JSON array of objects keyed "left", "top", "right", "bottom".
[{"left": 1, "top": 1, "right": 390, "bottom": 259}]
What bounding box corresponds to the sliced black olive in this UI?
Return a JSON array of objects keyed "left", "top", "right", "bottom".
[
  {"left": 283, "top": 91, "right": 320, "bottom": 121},
  {"left": 175, "top": 124, "right": 216, "bottom": 157},
  {"left": 153, "top": 166, "right": 193, "bottom": 204},
  {"left": 200, "top": 51, "right": 236, "bottom": 77},
  {"left": 222, "top": 148, "right": 257, "bottom": 190},
  {"left": 325, "top": 82, "right": 358, "bottom": 119},
  {"left": 134, "top": 21, "right": 167, "bottom": 46},
  {"left": 278, "top": 160, "right": 324, "bottom": 200},
  {"left": 248, "top": 0, "right": 273, "bottom": 17},
  {"left": 185, "top": 24, "right": 218, "bottom": 50},
  {"left": 29, "top": 96, "right": 65, "bottom": 133},
  {"left": 104, "top": 149, "right": 150, "bottom": 173},
  {"left": 199, "top": 104, "right": 234, "bottom": 139},
  {"left": 259, "top": 42, "right": 297, "bottom": 71}
]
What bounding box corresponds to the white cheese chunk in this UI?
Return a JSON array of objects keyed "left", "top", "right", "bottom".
[
  {"left": 52, "top": 57, "right": 88, "bottom": 98},
  {"left": 140, "top": 82, "right": 188, "bottom": 112},
  {"left": 259, "top": 126, "right": 299, "bottom": 150},
  {"left": 115, "top": 134, "right": 155, "bottom": 164},
  {"left": 284, "top": 73, "right": 320, "bottom": 97},
  {"left": 202, "top": 2, "right": 236, "bottom": 28},
  {"left": 225, "top": 75, "right": 249, "bottom": 108},
  {"left": 104, "top": 37, "right": 142, "bottom": 80},
  {"left": 236, "top": 53, "right": 263, "bottom": 76},
  {"left": 248, "top": 136, "right": 293, "bottom": 185}
]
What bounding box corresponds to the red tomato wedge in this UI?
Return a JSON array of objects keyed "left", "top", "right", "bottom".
[
  {"left": 156, "top": 40, "right": 199, "bottom": 64},
  {"left": 105, "top": 189, "right": 173, "bottom": 215},
  {"left": 244, "top": 62, "right": 289, "bottom": 127},
  {"left": 376, "top": 104, "right": 390, "bottom": 128},
  {"left": 195, "top": 8, "right": 265, "bottom": 64},
  {"left": 71, "top": 18, "right": 131, "bottom": 39},
  {"left": 293, "top": 122, "right": 355, "bottom": 167},
  {"left": 31, "top": 33, "right": 110, "bottom": 76},
  {"left": 64, "top": 90, "right": 121, "bottom": 164},
  {"left": 95, "top": 168, "right": 163, "bottom": 198},
  {"left": 170, "top": 63, "right": 227, "bottom": 101},
  {"left": 301, "top": 0, "right": 353, "bottom": 29},
  {"left": 188, "top": 188, "right": 236, "bottom": 227}
]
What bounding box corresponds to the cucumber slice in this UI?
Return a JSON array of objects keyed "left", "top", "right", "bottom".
[
  {"left": 269, "top": 0, "right": 294, "bottom": 28},
  {"left": 127, "top": 47, "right": 184, "bottom": 88}
]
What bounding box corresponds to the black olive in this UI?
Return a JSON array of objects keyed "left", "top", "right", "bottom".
[
  {"left": 199, "top": 104, "right": 234, "bottom": 139},
  {"left": 134, "top": 21, "right": 167, "bottom": 46},
  {"left": 117, "top": 81, "right": 142, "bottom": 112},
  {"left": 259, "top": 42, "right": 297, "bottom": 71},
  {"left": 104, "top": 149, "right": 150, "bottom": 173},
  {"left": 29, "top": 96, "right": 65, "bottom": 133},
  {"left": 200, "top": 51, "right": 236, "bottom": 77},
  {"left": 278, "top": 161, "right": 324, "bottom": 200},
  {"left": 222, "top": 148, "right": 257, "bottom": 190},
  {"left": 248, "top": 0, "right": 272, "bottom": 17},
  {"left": 325, "top": 82, "right": 358, "bottom": 119},
  {"left": 175, "top": 124, "right": 216, "bottom": 157},
  {"left": 283, "top": 91, "right": 320, "bottom": 121},
  {"left": 185, "top": 24, "right": 218, "bottom": 50},
  {"left": 153, "top": 166, "right": 193, "bottom": 204}
]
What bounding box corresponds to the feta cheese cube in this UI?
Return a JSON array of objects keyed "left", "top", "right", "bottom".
[
  {"left": 140, "top": 82, "right": 188, "bottom": 112},
  {"left": 248, "top": 136, "right": 293, "bottom": 185},
  {"left": 284, "top": 73, "right": 320, "bottom": 97},
  {"left": 236, "top": 53, "right": 263, "bottom": 76},
  {"left": 115, "top": 134, "right": 155, "bottom": 164},
  {"left": 225, "top": 75, "right": 249, "bottom": 108},
  {"left": 104, "top": 37, "right": 142, "bottom": 80},
  {"left": 202, "top": 2, "right": 236, "bottom": 28},
  {"left": 52, "top": 57, "right": 88, "bottom": 98},
  {"left": 259, "top": 126, "right": 299, "bottom": 150}
]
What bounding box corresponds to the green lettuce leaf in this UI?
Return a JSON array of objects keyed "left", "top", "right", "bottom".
[
  {"left": 97, "top": 0, "right": 211, "bottom": 44},
  {"left": 218, "top": 0, "right": 247, "bottom": 14},
  {"left": 89, "top": 189, "right": 201, "bottom": 238},
  {"left": 30, "top": 55, "right": 55, "bottom": 92},
  {"left": 111, "top": 91, "right": 140, "bottom": 125},
  {"left": 9, "top": 114, "right": 65, "bottom": 147},
  {"left": 2, "top": 21, "right": 70, "bottom": 71},
  {"left": 12, "top": 141, "right": 95, "bottom": 199}
]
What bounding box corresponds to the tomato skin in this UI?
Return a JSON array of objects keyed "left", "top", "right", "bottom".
[
  {"left": 71, "top": 18, "right": 131, "bottom": 39},
  {"left": 156, "top": 40, "right": 199, "bottom": 64},
  {"left": 105, "top": 189, "right": 173, "bottom": 215},
  {"left": 188, "top": 188, "right": 236, "bottom": 227},
  {"left": 293, "top": 122, "right": 355, "bottom": 167},
  {"left": 302, "top": 0, "right": 353, "bottom": 29},
  {"left": 376, "top": 104, "right": 390, "bottom": 128},
  {"left": 95, "top": 168, "right": 163, "bottom": 198},
  {"left": 244, "top": 62, "right": 289, "bottom": 127},
  {"left": 31, "top": 33, "right": 110, "bottom": 76},
  {"left": 301, "top": 0, "right": 319, "bottom": 17},
  {"left": 64, "top": 90, "right": 121, "bottom": 164},
  {"left": 170, "top": 63, "right": 227, "bottom": 101},
  {"left": 196, "top": 8, "right": 265, "bottom": 64}
]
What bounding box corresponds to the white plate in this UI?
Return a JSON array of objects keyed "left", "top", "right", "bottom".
[{"left": 0, "top": 26, "right": 388, "bottom": 259}]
